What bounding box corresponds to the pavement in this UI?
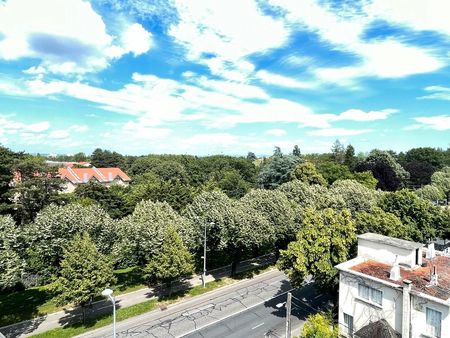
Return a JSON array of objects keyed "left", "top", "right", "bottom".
[
  {"left": 77, "top": 270, "right": 332, "bottom": 338},
  {"left": 0, "top": 254, "right": 276, "bottom": 338}
]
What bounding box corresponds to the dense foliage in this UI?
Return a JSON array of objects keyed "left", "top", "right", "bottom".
[{"left": 0, "top": 143, "right": 449, "bottom": 309}]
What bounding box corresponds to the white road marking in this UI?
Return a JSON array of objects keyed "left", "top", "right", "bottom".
[
  {"left": 177, "top": 288, "right": 294, "bottom": 338},
  {"left": 252, "top": 323, "right": 264, "bottom": 330}
]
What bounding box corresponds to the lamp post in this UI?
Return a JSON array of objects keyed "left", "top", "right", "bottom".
[
  {"left": 102, "top": 288, "right": 116, "bottom": 337},
  {"left": 202, "top": 222, "right": 214, "bottom": 288}
]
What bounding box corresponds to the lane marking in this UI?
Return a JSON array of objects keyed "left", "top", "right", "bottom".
[
  {"left": 252, "top": 323, "right": 264, "bottom": 330},
  {"left": 177, "top": 288, "right": 294, "bottom": 338}
]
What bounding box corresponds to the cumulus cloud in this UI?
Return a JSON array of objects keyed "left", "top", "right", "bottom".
[
  {"left": 255, "top": 70, "right": 316, "bottom": 89},
  {"left": 418, "top": 86, "right": 450, "bottom": 101},
  {"left": 307, "top": 128, "right": 372, "bottom": 137},
  {"left": 412, "top": 115, "right": 450, "bottom": 130},
  {"left": 265, "top": 129, "right": 287, "bottom": 136},
  {"left": 0, "top": 0, "right": 152, "bottom": 74}
]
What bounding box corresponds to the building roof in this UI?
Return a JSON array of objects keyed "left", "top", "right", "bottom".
[
  {"left": 351, "top": 255, "right": 450, "bottom": 301},
  {"left": 58, "top": 167, "right": 131, "bottom": 184},
  {"left": 358, "top": 233, "right": 423, "bottom": 250},
  {"left": 354, "top": 319, "right": 400, "bottom": 338}
]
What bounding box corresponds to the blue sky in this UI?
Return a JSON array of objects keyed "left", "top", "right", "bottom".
[{"left": 0, "top": 0, "right": 449, "bottom": 156}]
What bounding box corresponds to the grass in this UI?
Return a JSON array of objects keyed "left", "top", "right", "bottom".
[
  {"left": 0, "top": 267, "right": 147, "bottom": 327},
  {"left": 31, "top": 265, "right": 274, "bottom": 338}
]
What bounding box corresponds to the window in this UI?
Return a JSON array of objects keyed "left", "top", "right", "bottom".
[
  {"left": 344, "top": 313, "right": 353, "bottom": 337},
  {"left": 358, "top": 284, "right": 370, "bottom": 300},
  {"left": 426, "top": 307, "right": 442, "bottom": 338},
  {"left": 358, "top": 283, "right": 382, "bottom": 306},
  {"left": 371, "top": 288, "right": 382, "bottom": 306}
]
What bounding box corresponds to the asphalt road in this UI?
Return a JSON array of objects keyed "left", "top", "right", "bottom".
[
  {"left": 78, "top": 269, "right": 331, "bottom": 338},
  {"left": 183, "top": 283, "right": 331, "bottom": 338}
]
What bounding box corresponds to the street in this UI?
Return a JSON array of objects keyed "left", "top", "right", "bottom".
[{"left": 78, "top": 270, "right": 331, "bottom": 338}]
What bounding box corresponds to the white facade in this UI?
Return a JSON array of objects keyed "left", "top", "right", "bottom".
[{"left": 337, "top": 233, "right": 450, "bottom": 338}]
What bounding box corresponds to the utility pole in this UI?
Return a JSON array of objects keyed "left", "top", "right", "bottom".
[
  {"left": 202, "top": 222, "right": 207, "bottom": 288},
  {"left": 285, "top": 292, "right": 292, "bottom": 338}
]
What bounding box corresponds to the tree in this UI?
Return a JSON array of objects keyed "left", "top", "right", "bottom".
[
  {"left": 278, "top": 208, "right": 356, "bottom": 290},
  {"left": 240, "top": 189, "right": 298, "bottom": 252},
  {"left": 246, "top": 152, "right": 257, "bottom": 161},
  {"left": 145, "top": 225, "right": 194, "bottom": 286},
  {"left": 355, "top": 206, "right": 410, "bottom": 239},
  {"left": 91, "top": 148, "right": 124, "bottom": 168},
  {"left": 317, "top": 162, "right": 353, "bottom": 185},
  {"left": 27, "top": 203, "right": 116, "bottom": 276},
  {"left": 0, "top": 215, "right": 25, "bottom": 290},
  {"left": 331, "top": 140, "right": 345, "bottom": 164},
  {"left": 431, "top": 166, "right": 450, "bottom": 201},
  {"left": 11, "top": 157, "right": 63, "bottom": 224},
  {"left": 115, "top": 200, "right": 194, "bottom": 267},
  {"left": 74, "top": 182, "right": 130, "bottom": 219},
  {"left": 290, "top": 162, "right": 327, "bottom": 186},
  {"left": 301, "top": 313, "right": 339, "bottom": 338},
  {"left": 205, "top": 169, "right": 251, "bottom": 199},
  {"left": 277, "top": 180, "right": 345, "bottom": 211},
  {"left": 344, "top": 144, "right": 355, "bottom": 168},
  {"left": 292, "top": 145, "right": 301, "bottom": 157},
  {"left": 403, "top": 147, "right": 445, "bottom": 185},
  {"left": 355, "top": 150, "right": 409, "bottom": 191},
  {"left": 51, "top": 233, "right": 116, "bottom": 321},
  {"left": 257, "top": 155, "right": 302, "bottom": 189},
  {"left": 273, "top": 146, "right": 283, "bottom": 157},
  {"left": 329, "top": 179, "right": 379, "bottom": 213},
  {"left": 0, "top": 145, "right": 18, "bottom": 214},
  {"left": 352, "top": 171, "right": 378, "bottom": 189},
  {"left": 378, "top": 190, "right": 445, "bottom": 241},
  {"left": 415, "top": 184, "right": 445, "bottom": 202}
]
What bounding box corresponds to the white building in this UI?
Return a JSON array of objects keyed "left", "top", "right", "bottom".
[{"left": 336, "top": 233, "right": 450, "bottom": 338}]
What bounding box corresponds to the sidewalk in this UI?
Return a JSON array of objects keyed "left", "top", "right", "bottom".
[{"left": 0, "top": 254, "right": 276, "bottom": 338}]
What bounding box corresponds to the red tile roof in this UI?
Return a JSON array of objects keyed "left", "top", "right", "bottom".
[
  {"left": 58, "top": 167, "right": 131, "bottom": 184},
  {"left": 351, "top": 256, "right": 450, "bottom": 301}
]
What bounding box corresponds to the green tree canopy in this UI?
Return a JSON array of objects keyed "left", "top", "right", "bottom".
[
  {"left": 378, "top": 190, "right": 445, "bottom": 241},
  {"left": 145, "top": 225, "right": 194, "bottom": 284},
  {"left": 51, "top": 233, "right": 116, "bottom": 312},
  {"left": 431, "top": 166, "right": 450, "bottom": 201},
  {"left": 290, "top": 161, "right": 327, "bottom": 186},
  {"left": 355, "top": 150, "right": 409, "bottom": 191},
  {"left": 257, "top": 153, "right": 302, "bottom": 189},
  {"left": 355, "top": 206, "right": 410, "bottom": 239},
  {"left": 415, "top": 184, "right": 446, "bottom": 202},
  {"left": 115, "top": 200, "right": 194, "bottom": 267},
  {"left": 330, "top": 179, "right": 379, "bottom": 213},
  {"left": 317, "top": 162, "right": 353, "bottom": 185},
  {"left": 278, "top": 208, "right": 356, "bottom": 290},
  {"left": 301, "top": 313, "right": 339, "bottom": 338}
]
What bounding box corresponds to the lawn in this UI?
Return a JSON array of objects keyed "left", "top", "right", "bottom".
[
  {"left": 0, "top": 267, "right": 146, "bottom": 327},
  {"left": 31, "top": 266, "right": 273, "bottom": 338}
]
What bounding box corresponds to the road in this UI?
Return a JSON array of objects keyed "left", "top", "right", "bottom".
[{"left": 78, "top": 270, "right": 331, "bottom": 338}]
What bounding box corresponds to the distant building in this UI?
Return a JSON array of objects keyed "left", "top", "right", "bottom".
[
  {"left": 336, "top": 233, "right": 450, "bottom": 338},
  {"left": 58, "top": 166, "right": 131, "bottom": 193}
]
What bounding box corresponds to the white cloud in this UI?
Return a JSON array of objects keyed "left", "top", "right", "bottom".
[
  {"left": 270, "top": 0, "right": 444, "bottom": 83},
  {"left": 256, "top": 70, "right": 316, "bottom": 89},
  {"left": 265, "top": 129, "right": 287, "bottom": 137},
  {"left": 412, "top": 115, "right": 450, "bottom": 130},
  {"left": 49, "top": 130, "right": 70, "bottom": 139},
  {"left": 307, "top": 128, "right": 372, "bottom": 137},
  {"left": 169, "top": 0, "right": 289, "bottom": 80},
  {"left": 119, "top": 23, "right": 152, "bottom": 56},
  {"left": 419, "top": 86, "right": 450, "bottom": 100},
  {"left": 334, "top": 108, "right": 396, "bottom": 122},
  {"left": 0, "top": 0, "right": 152, "bottom": 74},
  {"left": 366, "top": 0, "right": 450, "bottom": 36}
]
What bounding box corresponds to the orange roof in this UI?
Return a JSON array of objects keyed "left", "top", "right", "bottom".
[
  {"left": 58, "top": 167, "right": 131, "bottom": 184},
  {"left": 351, "top": 256, "right": 450, "bottom": 301}
]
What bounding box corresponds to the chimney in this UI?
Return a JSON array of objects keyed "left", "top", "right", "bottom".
[
  {"left": 108, "top": 172, "right": 113, "bottom": 181},
  {"left": 431, "top": 266, "right": 438, "bottom": 286},
  {"left": 83, "top": 173, "right": 89, "bottom": 183},
  {"left": 402, "top": 279, "right": 412, "bottom": 338},
  {"left": 427, "top": 243, "right": 435, "bottom": 259},
  {"left": 390, "top": 255, "right": 401, "bottom": 281}
]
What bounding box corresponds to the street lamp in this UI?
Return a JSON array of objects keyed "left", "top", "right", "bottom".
[
  {"left": 202, "top": 221, "right": 214, "bottom": 288},
  {"left": 102, "top": 288, "right": 116, "bottom": 337}
]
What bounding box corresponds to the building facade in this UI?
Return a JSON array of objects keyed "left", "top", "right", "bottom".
[{"left": 336, "top": 233, "right": 450, "bottom": 338}]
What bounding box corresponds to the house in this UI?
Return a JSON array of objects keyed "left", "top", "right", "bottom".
[
  {"left": 58, "top": 166, "right": 131, "bottom": 193},
  {"left": 336, "top": 233, "right": 450, "bottom": 338}
]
